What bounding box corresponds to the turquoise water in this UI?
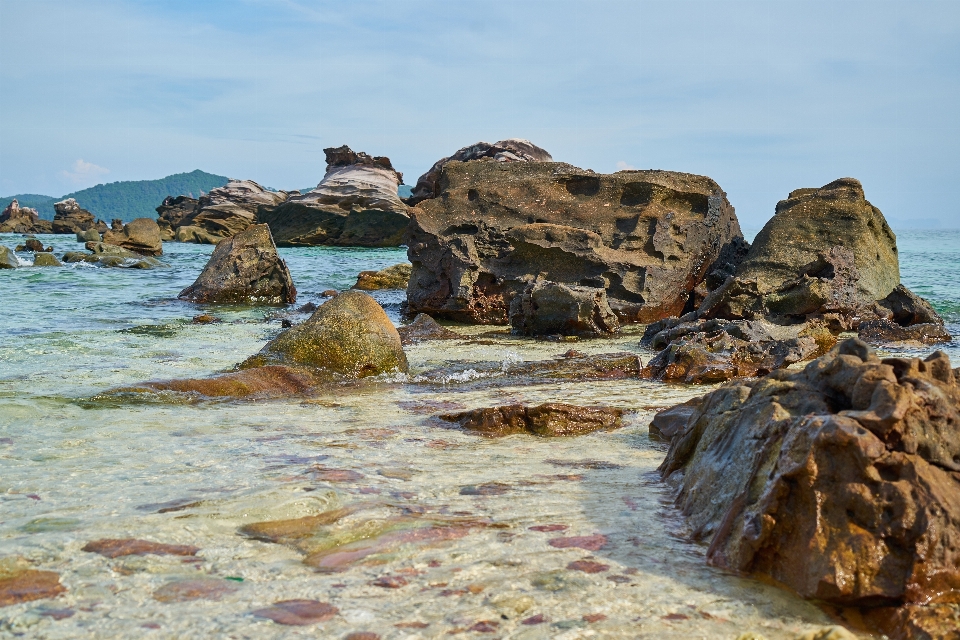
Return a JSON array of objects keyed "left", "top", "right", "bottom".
[{"left": 0, "top": 230, "right": 956, "bottom": 639}]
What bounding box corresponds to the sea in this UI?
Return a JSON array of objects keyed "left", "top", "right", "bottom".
[{"left": 0, "top": 230, "right": 957, "bottom": 639}]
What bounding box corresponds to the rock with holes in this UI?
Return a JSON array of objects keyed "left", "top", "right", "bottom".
[
  {"left": 178, "top": 223, "right": 295, "bottom": 304},
  {"left": 405, "top": 161, "right": 743, "bottom": 324},
  {"left": 259, "top": 146, "right": 409, "bottom": 247},
  {"left": 509, "top": 279, "right": 620, "bottom": 336},
  {"left": 658, "top": 338, "right": 960, "bottom": 639},
  {"left": 176, "top": 180, "right": 289, "bottom": 244}
]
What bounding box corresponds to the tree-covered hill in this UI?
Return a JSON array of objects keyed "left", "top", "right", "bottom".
[{"left": 0, "top": 170, "right": 229, "bottom": 222}]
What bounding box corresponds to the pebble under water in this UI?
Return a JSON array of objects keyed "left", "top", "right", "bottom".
[{"left": 1, "top": 232, "right": 958, "bottom": 639}]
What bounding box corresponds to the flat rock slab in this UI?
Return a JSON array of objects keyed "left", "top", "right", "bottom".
[
  {"left": 82, "top": 538, "right": 199, "bottom": 558},
  {"left": 252, "top": 599, "right": 339, "bottom": 625},
  {"left": 441, "top": 403, "right": 622, "bottom": 437}
]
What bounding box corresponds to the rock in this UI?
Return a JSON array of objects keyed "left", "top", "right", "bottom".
[
  {"left": 176, "top": 180, "right": 287, "bottom": 244},
  {"left": 567, "top": 560, "right": 609, "bottom": 573},
  {"left": 101, "top": 218, "right": 163, "bottom": 256},
  {"left": 872, "top": 284, "right": 945, "bottom": 326},
  {"left": 76, "top": 228, "right": 101, "bottom": 242},
  {"left": 156, "top": 195, "right": 198, "bottom": 240},
  {"left": 397, "top": 313, "right": 460, "bottom": 345},
  {"left": 178, "top": 224, "right": 296, "bottom": 304},
  {"left": 259, "top": 146, "right": 409, "bottom": 247},
  {"left": 61, "top": 243, "right": 164, "bottom": 269},
  {"left": 0, "top": 200, "right": 52, "bottom": 234},
  {"left": 251, "top": 599, "right": 339, "bottom": 625},
  {"left": 547, "top": 534, "right": 608, "bottom": 550},
  {"left": 125, "top": 365, "right": 320, "bottom": 399},
  {"left": 321, "top": 289, "right": 338, "bottom": 298},
  {"left": 32, "top": 252, "right": 61, "bottom": 267},
  {"left": 649, "top": 397, "right": 703, "bottom": 441},
  {"left": 405, "top": 138, "right": 553, "bottom": 205},
  {"left": 658, "top": 339, "right": 960, "bottom": 638},
  {"left": 110, "top": 218, "right": 123, "bottom": 231},
  {"left": 82, "top": 538, "right": 199, "bottom": 558},
  {"left": 440, "top": 403, "right": 622, "bottom": 437},
  {"left": 858, "top": 318, "right": 952, "bottom": 345},
  {"left": 52, "top": 198, "right": 99, "bottom": 234},
  {"left": 152, "top": 578, "right": 238, "bottom": 602},
  {"left": 0, "top": 246, "right": 18, "bottom": 269},
  {"left": 509, "top": 279, "right": 620, "bottom": 337},
  {"left": 23, "top": 238, "right": 43, "bottom": 252},
  {"left": 0, "top": 566, "right": 66, "bottom": 607},
  {"left": 242, "top": 290, "right": 408, "bottom": 377},
  {"left": 405, "top": 162, "right": 743, "bottom": 324},
  {"left": 793, "top": 627, "right": 858, "bottom": 640},
  {"left": 352, "top": 263, "right": 411, "bottom": 290}
]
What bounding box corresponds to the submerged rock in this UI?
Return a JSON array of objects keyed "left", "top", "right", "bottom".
[
  {"left": 441, "top": 403, "right": 622, "bottom": 437},
  {"left": 127, "top": 365, "right": 319, "bottom": 399},
  {"left": 52, "top": 198, "right": 99, "bottom": 234},
  {"left": 244, "top": 291, "right": 408, "bottom": 377},
  {"left": 658, "top": 339, "right": 960, "bottom": 638},
  {"left": 405, "top": 162, "right": 743, "bottom": 325},
  {"left": 0, "top": 558, "right": 66, "bottom": 607},
  {"left": 62, "top": 242, "right": 165, "bottom": 269},
  {"left": 252, "top": 599, "right": 339, "bottom": 625},
  {"left": 405, "top": 138, "right": 553, "bottom": 205},
  {"left": 0, "top": 246, "right": 18, "bottom": 269},
  {"left": 101, "top": 217, "right": 163, "bottom": 256},
  {"left": 352, "top": 263, "right": 411, "bottom": 290},
  {"left": 32, "top": 252, "right": 61, "bottom": 267},
  {"left": 82, "top": 538, "right": 199, "bottom": 558},
  {"left": 259, "top": 146, "right": 409, "bottom": 247},
  {"left": 178, "top": 224, "right": 296, "bottom": 304},
  {"left": 176, "top": 180, "right": 288, "bottom": 244},
  {"left": 0, "top": 199, "right": 51, "bottom": 234},
  {"left": 509, "top": 279, "right": 620, "bottom": 337},
  {"left": 397, "top": 313, "right": 460, "bottom": 345},
  {"left": 156, "top": 195, "right": 198, "bottom": 241}
]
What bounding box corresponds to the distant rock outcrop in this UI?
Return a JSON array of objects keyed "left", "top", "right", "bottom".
[
  {"left": 176, "top": 180, "right": 288, "bottom": 244},
  {"left": 102, "top": 218, "right": 163, "bottom": 256},
  {"left": 405, "top": 161, "right": 743, "bottom": 326},
  {"left": 52, "top": 198, "right": 104, "bottom": 234},
  {"left": 405, "top": 138, "right": 553, "bottom": 205},
  {"left": 155, "top": 195, "right": 198, "bottom": 241},
  {"left": 258, "top": 146, "right": 410, "bottom": 247},
  {"left": 178, "top": 224, "right": 296, "bottom": 304},
  {"left": 0, "top": 200, "right": 52, "bottom": 234}
]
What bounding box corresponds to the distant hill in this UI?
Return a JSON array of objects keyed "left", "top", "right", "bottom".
[{"left": 0, "top": 170, "right": 229, "bottom": 222}]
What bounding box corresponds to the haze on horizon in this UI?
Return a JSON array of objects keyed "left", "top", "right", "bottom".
[{"left": 1, "top": 0, "right": 958, "bottom": 229}]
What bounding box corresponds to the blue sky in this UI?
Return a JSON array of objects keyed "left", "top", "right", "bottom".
[{"left": 1, "top": 0, "right": 958, "bottom": 228}]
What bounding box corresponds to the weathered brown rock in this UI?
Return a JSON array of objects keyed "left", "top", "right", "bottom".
[
  {"left": 102, "top": 217, "right": 163, "bottom": 256},
  {"left": 405, "top": 162, "right": 743, "bottom": 324},
  {"left": 0, "top": 569, "right": 66, "bottom": 607},
  {"left": 0, "top": 246, "right": 18, "bottom": 269},
  {"left": 242, "top": 290, "right": 408, "bottom": 377},
  {"left": 52, "top": 198, "right": 99, "bottom": 234},
  {"left": 23, "top": 238, "right": 43, "bottom": 252},
  {"left": 0, "top": 200, "right": 52, "bottom": 234},
  {"left": 509, "top": 279, "right": 620, "bottom": 337},
  {"left": 352, "top": 263, "right": 411, "bottom": 290},
  {"left": 649, "top": 397, "right": 702, "bottom": 441},
  {"left": 659, "top": 339, "right": 960, "bottom": 639},
  {"left": 252, "top": 599, "right": 339, "bottom": 625},
  {"left": 82, "top": 538, "right": 199, "bottom": 558},
  {"left": 177, "top": 180, "right": 287, "bottom": 244},
  {"left": 259, "top": 146, "right": 409, "bottom": 247},
  {"left": 156, "top": 195, "right": 198, "bottom": 240},
  {"left": 397, "top": 313, "right": 460, "bottom": 345},
  {"left": 441, "top": 403, "right": 622, "bottom": 437},
  {"left": 858, "top": 318, "right": 952, "bottom": 345},
  {"left": 32, "top": 252, "right": 62, "bottom": 267},
  {"left": 178, "top": 223, "right": 295, "bottom": 304},
  {"left": 406, "top": 138, "right": 553, "bottom": 205},
  {"left": 127, "top": 365, "right": 319, "bottom": 399}
]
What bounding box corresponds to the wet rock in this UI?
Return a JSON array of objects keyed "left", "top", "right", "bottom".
[
  {"left": 62, "top": 242, "right": 165, "bottom": 269},
  {"left": 0, "top": 246, "right": 18, "bottom": 269},
  {"left": 0, "top": 559, "right": 66, "bottom": 607},
  {"left": 192, "top": 314, "right": 220, "bottom": 324},
  {"left": 259, "top": 146, "right": 409, "bottom": 247},
  {"left": 405, "top": 138, "right": 553, "bottom": 205},
  {"left": 650, "top": 397, "right": 703, "bottom": 441},
  {"left": 76, "top": 228, "right": 101, "bottom": 242},
  {"left": 177, "top": 180, "right": 288, "bottom": 244},
  {"left": 178, "top": 224, "right": 296, "bottom": 304},
  {"left": 126, "top": 365, "right": 319, "bottom": 399},
  {"left": 460, "top": 482, "right": 510, "bottom": 496},
  {"left": 23, "top": 238, "right": 43, "bottom": 252},
  {"left": 468, "top": 620, "right": 499, "bottom": 633},
  {"left": 81, "top": 538, "right": 199, "bottom": 558},
  {"left": 101, "top": 217, "right": 163, "bottom": 256},
  {"left": 239, "top": 506, "right": 357, "bottom": 544},
  {"left": 548, "top": 534, "right": 608, "bottom": 551},
  {"left": 251, "top": 599, "right": 338, "bottom": 625},
  {"left": 351, "top": 263, "right": 411, "bottom": 290},
  {"left": 405, "top": 161, "right": 743, "bottom": 325},
  {"left": 0, "top": 199, "right": 51, "bottom": 234},
  {"left": 156, "top": 195, "right": 198, "bottom": 241},
  {"left": 441, "top": 403, "right": 622, "bottom": 437},
  {"left": 243, "top": 291, "right": 407, "bottom": 377},
  {"left": 321, "top": 290, "right": 338, "bottom": 298},
  {"left": 397, "top": 313, "right": 460, "bottom": 345},
  {"left": 659, "top": 339, "right": 960, "bottom": 638},
  {"left": 52, "top": 198, "right": 99, "bottom": 234},
  {"left": 510, "top": 279, "right": 620, "bottom": 337},
  {"left": 567, "top": 560, "right": 609, "bottom": 573},
  {"left": 371, "top": 575, "right": 408, "bottom": 588},
  {"left": 304, "top": 524, "right": 472, "bottom": 572},
  {"left": 858, "top": 318, "right": 952, "bottom": 345},
  {"left": 419, "top": 351, "right": 643, "bottom": 386},
  {"left": 153, "top": 578, "right": 238, "bottom": 602}
]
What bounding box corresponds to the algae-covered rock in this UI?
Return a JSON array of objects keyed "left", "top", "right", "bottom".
[
  {"left": 32, "top": 252, "right": 62, "bottom": 267},
  {"left": 351, "top": 263, "right": 411, "bottom": 290},
  {"left": 0, "top": 246, "right": 18, "bottom": 269},
  {"left": 244, "top": 291, "right": 408, "bottom": 377}
]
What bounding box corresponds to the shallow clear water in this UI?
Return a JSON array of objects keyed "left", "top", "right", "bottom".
[{"left": 1, "top": 231, "right": 957, "bottom": 638}]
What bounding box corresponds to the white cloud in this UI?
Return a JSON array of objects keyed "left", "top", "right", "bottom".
[
  {"left": 616, "top": 161, "right": 636, "bottom": 171},
  {"left": 61, "top": 159, "right": 110, "bottom": 185}
]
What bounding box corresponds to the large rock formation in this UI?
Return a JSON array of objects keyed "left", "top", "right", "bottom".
[
  {"left": 155, "top": 196, "right": 198, "bottom": 241},
  {"left": 0, "top": 200, "right": 52, "bottom": 234},
  {"left": 52, "top": 198, "right": 101, "bottom": 234},
  {"left": 258, "top": 146, "right": 410, "bottom": 247},
  {"left": 242, "top": 291, "right": 408, "bottom": 377},
  {"left": 176, "top": 180, "right": 288, "bottom": 244},
  {"left": 178, "top": 224, "right": 296, "bottom": 304},
  {"left": 102, "top": 218, "right": 163, "bottom": 256},
  {"left": 658, "top": 339, "right": 960, "bottom": 640},
  {"left": 405, "top": 162, "right": 743, "bottom": 325},
  {"left": 405, "top": 138, "right": 553, "bottom": 205}
]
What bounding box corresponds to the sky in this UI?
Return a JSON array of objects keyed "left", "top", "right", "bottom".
[{"left": 1, "top": 0, "right": 959, "bottom": 229}]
